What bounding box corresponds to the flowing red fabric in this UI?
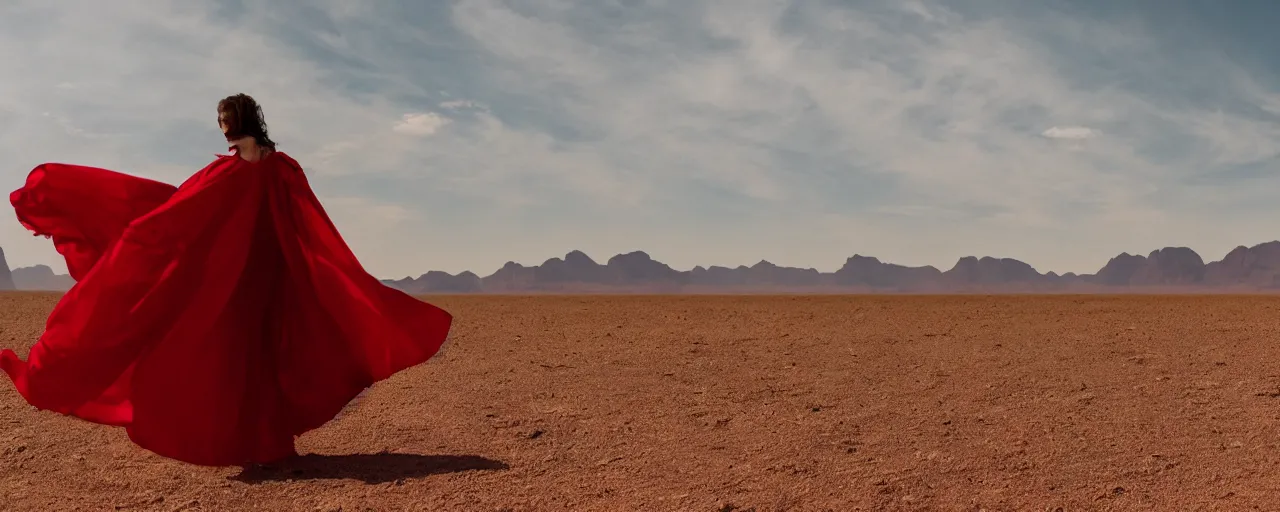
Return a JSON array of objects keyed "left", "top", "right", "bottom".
[{"left": 0, "top": 152, "right": 452, "bottom": 466}]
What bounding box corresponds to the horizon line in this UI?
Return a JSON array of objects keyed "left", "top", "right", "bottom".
[{"left": 384, "top": 241, "right": 1275, "bottom": 280}]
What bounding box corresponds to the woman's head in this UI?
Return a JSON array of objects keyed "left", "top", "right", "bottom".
[{"left": 217, "top": 93, "right": 276, "bottom": 150}]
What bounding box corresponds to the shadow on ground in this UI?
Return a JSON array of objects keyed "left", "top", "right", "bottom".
[{"left": 231, "top": 453, "right": 509, "bottom": 484}]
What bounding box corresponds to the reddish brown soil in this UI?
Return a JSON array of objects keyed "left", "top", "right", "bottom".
[{"left": 5, "top": 293, "right": 1280, "bottom": 510}]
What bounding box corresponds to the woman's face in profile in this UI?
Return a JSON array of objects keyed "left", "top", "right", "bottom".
[{"left": 217, "top": 111, "right": 233, "bottom": 137}]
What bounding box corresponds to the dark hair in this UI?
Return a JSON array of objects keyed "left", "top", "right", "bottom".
[{"left": 217, "top": 93, "right": 277, "bottom": 150}]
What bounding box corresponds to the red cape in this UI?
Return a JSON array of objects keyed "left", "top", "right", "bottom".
[{"left": 0, "top": 151, "right": 452, "bottom": 466}]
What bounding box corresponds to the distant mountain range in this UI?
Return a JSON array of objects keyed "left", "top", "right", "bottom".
[
  {"left": 0, "top": 246, "right": 76, "bottom": 291},
  {"left": 11, "top": 264, "right": 75, "bottom": 291},
  {"left": 382, "top": 241, "right": 1280, "bottom": 294},
  {"left": 7, "top": 241, "right": 1280, "bottom": 294}
]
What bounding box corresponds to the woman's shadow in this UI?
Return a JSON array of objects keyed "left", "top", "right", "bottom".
[{"left": 230, "top": 452, "right": 509, "bottom": 484}]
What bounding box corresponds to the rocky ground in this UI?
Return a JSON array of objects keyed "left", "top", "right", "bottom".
[{"left": 4, "top": 293, "right": 1280, "bottom": 510}]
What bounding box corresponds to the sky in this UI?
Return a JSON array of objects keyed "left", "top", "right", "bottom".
[{"left": 2, "top": 0, "right": 1279, "bottom": 279}]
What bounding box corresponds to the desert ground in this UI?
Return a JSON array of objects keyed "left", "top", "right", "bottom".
[{"left": 5, "top": 293, "right": 1280, "bottom": 510}]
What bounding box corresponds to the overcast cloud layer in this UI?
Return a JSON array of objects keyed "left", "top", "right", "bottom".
[{"left": 2, "top": 1, "right": 1279, "bottom": 278}]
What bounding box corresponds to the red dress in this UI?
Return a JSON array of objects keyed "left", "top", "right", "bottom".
[{"left": 0, "top": 151, "right": 453, "bottom": 466}]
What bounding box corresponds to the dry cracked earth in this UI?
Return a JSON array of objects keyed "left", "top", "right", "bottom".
[{"left": 5, "top": 293, "right": 1280, "bottom": 510}]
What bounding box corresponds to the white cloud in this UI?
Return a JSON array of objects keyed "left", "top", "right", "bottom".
[
  {"left": 393, "top": 111, "right": 451, "bottom": 136},
  {"left": 1042, "top": 126, "right": 1100, "bottom": 140},
  {"left": 444, "top": 0, "right": 1162, "bottom": 222},
  {"left": 439, "top": 100, "right": 480, "bottom": 110}
]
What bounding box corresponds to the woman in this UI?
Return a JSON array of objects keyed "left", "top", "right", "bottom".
[{"left": 0, "top": 94, "right": 453, "bottom": 466}]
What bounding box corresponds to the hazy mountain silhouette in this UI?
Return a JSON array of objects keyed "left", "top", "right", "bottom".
[
  {"left": 383, "top": 241, "right": 1280, "bottom": 294},
  {"left": 1203, "top": 241, "right": 1280, "bottom": 288},
  {"left": 0, "top": 250, "right": 74, "bottom": 291},
  {"left": 942, "top": 256, "right": 1051, "bottom": 288},
  {"left": 11, "top": 264, "right": 74, "bottom": 291},
  {"left": 830, "top": 255, "right": 941, "bottom": 290},
  {"left": 8, "top": 241, "right": 1280, "bottom": 295},
  {"left": 479, "top": 250, "right": 688, "bottom": 292},
  {"left": 0, "top": 248, "right": 14, "bottom": 291}
]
